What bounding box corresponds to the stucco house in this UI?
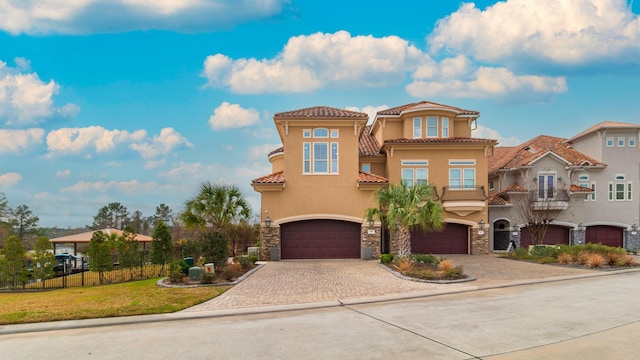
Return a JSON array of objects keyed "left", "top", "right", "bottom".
[
  {"left": 251, "top": 101, "right": 497, "bottom": 260},
  {"left": 488, "top": 121, "right": 640, "bottom": 252}
]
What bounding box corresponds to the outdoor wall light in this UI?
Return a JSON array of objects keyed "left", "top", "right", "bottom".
[
  {"left": 577, "top": 223, "right": 585, "bottom": 231},
  {"left": 367, "top": 217, "right": 375, "bottom": 227},
  {"left": 265, "top": 216, "right": 271, "bottom": 228},
  {"left": 632, "top": 224, "right": 637, "bottom": 235},
  {"left": 478, "top": 219, "right": 485, "bottom": 235}
]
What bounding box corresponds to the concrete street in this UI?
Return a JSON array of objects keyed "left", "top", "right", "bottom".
[{"left": 1, "top": 270, "right": 639, "bottom": 359}]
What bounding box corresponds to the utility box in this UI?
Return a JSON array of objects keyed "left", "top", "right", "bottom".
[
  {"left": 183, "top": 257, "right": 194, "bottom": 267},
  {"left": 270, "top": 247, "right": 280, "bottom": 261},
  {"left": 189, "top": 266, "right": 203, "bottom": 281},
  {"left": 204, "top": 263, "right": 215, "bottom": 275}
]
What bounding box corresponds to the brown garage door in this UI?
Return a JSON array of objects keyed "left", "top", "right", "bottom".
[
  {"left": 280, "top": 220, "right": 361, "bottom": 259},
  {"left": 586, "top": 225, "right": 624, "bottom": 248},
  {"left": 520, "top": 225, "right": 570, "bottom": 248},
  {"left": 410, "top": 223, "right": 469, "bottom": 254}
]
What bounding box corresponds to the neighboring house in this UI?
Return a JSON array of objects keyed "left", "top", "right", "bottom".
[
  {"left": 251, "top": 101, "right": 497, "bottom": 260},
  {"left": 488, "top": 121, "right": 640, "bottom": 252}
]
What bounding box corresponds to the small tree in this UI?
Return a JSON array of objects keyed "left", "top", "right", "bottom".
[
  {"left": 512, "top": 187, "right": 569, "bottom": 245},
  {"left": 117, "top": 227, "right": 142, "bottom": 277},
  {"left": 87, "top": 231, "right": 114, "bottom": 284},
  {"left": 32, "top": 236, "right": 55, "bottom": 282},
  {"left": 200, "top": 232, "right": 229, "bottom": 268},
  {"left": 150, "top": 221, "right": 173, "bottom": 269},
  {"left": 0, "top": 235, "right": 27, "bottom": 289},
  {"left": 365, "top": 182, "right": 444, "bottom": 257},
  {"left": 8, "top": 204, "right": 39, "bottom": 242}
]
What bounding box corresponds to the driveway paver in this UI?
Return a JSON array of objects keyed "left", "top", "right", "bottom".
[{"left": 183, "top": 254, "right": 599, "bottom": 312}]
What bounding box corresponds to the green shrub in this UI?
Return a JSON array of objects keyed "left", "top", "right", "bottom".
[
  {"left": 234, "top": 255, "right": 254, "bottom": 270},
  {"left": 411, "top": 254, "right": 438, "bottom": 266},
  {"left": 200, "top": 272, "right": 215, "bottom": 284},
  {"left": 419, "top": 270, "right": 436, "bottom": 280},
  {"left": 442, "top": 265, "right": 464, "bottom": 279},
  {"left": 248, "top": 256, "right": 258, "bottom": 264},
  {"left": 380, "top": 254, "right": 394, "bottom": 264}
]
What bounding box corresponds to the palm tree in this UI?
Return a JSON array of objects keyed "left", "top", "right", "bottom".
[
  {"left": 180, "top": 182, "right": 251, "bottom": 235},
  {"left": 365, "top": 182, "right": 444, "bottom": 257}
]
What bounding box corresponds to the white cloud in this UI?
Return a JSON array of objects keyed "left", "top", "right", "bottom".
[
  {"left": 0, "top": 0, "right": 288, "bottom": 35},
  {"left": 0, "top": 128, "right": 45, "bottom": 154},
  {"left": 130, "top": 127, "right": 192, "bottom": 159},
  {"left": 46, "top": 126, "right": 147, "bottom": 157},
  {"left": 56, "top": 169, "right": 71, "bottom": 178},
  {"left": 159, "top": 162, "right": 207, "bottom": 179},
  {"left": 0, "top": 172, "right": 22, "bottom": 186},
  {"left": 0, "top": 59, "right": 78, "bottom": 127},
  {"left": 203, "top": 31, "right": 424, "bottom": 94},
  {"left": 429, "top": 0, "right": 640, "bottom": 66},
  {"left": 202, "top": 30, "right": 567, "bottom": 101},
  {"left": 61, "top": 180, "right": 159, "bottom": 194},
  {"left": 473, "top": 125, "right": 522, "bottom": 146},
  {"left": 209, "top": 102, "right": 260, "bottom": 130},
  {"left": 250, "top": 143, "right": 282, "bottom": 160},
  {"left": 345, "top": 105, "right": 389, "bottom": 125},
  {"left": 407, "top": 65, "right": 567, "bottom": 100}
]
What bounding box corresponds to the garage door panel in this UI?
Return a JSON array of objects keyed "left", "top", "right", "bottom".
[
  {"left": 410, "top": 223, "right": 469, "bottom": 254},
  {"left": 586, "top": 226, "right": 623, "bottom": 248},
  {"left": 281, "top": 220, "right": 361, "bottom": 259},
  {"left": 520, "top": 225, "right": 569, "bottom": 248}
]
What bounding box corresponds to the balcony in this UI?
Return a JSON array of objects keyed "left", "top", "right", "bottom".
[
  {"left": 440, "top": 186, "right": 487, "bottom": 216},
  {"left": 530, "top": 190, "right": 570, "bottom": 210}
]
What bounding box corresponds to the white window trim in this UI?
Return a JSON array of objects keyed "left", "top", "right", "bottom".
[
  {"left": 413, "top": 117, "right": 421, "bottom": 139},
  {"left": 629, "top": 137, "right": 636, "bottom": 147},
  {"left": 442, "top": 117, "right": 449, "bottom": 138},
  {"left": 606, "top": 137, "right": 614, "bottom": 147},
  {"left": 330, "top": 129, "right": 339, "bottom": 138},
  {"left": 591, "top": 182, "right": 597, "bottom": 201},
  {"left": 537, "top": 172, "right": 556, "bottom": 200},
  {"left": 302, "top": 130, "right": 339, "bottom": 175},
  {"left": 617, "top": 137, "right": 625, "bottom": 147},
  {"left": 426, "top": 117, "right": 438, "bottom": 137},
  {"left": 361, "top": 163, "right": 371, "bottom": 172}
]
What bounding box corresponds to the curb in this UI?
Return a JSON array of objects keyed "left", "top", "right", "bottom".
[{"left": 2, "top": 266, "right": 639, "bottom": 336}]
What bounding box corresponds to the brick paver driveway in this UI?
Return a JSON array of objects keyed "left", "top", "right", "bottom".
[{"left": 183, "top": 255, "right": 598, "bottom": 312}]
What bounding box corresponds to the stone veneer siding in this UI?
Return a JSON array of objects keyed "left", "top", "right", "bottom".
[
  {"left": 260, "top": 225, "right": 280, "bottom": 261},
  {"left": 471, "top": 228, "right": 489, "bottom": 255},
  {"left": 360, "top": 225, "right": 381, "bottom": 259},
  {"left": 625, "top": 230, "right": 640, "bottom": 251}
]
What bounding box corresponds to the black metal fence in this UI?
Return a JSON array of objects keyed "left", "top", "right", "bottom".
[{"left": 0, "top": 254, "right": 167, "bottom": 291}]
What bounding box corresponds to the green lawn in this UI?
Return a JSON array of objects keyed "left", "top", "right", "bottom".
[{"left": 0, "top": 278, "right": 228, "bottom": 325}]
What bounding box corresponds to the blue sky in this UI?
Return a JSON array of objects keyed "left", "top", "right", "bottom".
[{"left": 1, "top": 0, "right": 640, "bottom": 228}]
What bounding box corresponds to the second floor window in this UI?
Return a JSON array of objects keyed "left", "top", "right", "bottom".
[
  {"left": 449, "top": 160, "right": 476, "bottom": 189},
  {"left": 401, "top": 160, "right": 428, "bottom": 187},
  {"left": 537, "top": 173, "right": 555, "bottom": 199},
  {"left": 303, "top": 128, "right": 339, "bottom": 174}
]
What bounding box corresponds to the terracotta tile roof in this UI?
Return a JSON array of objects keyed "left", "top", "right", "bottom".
[
  {"left": 268, "top": 147, "right": 284, "bottom": 157},
  {"left": 501, "top": 183, "right": 528, "bottom": 193},
  {"left": 384, "top": 137, "right": 498, "bottom": 145},
  {"left": 489, "top": 135, "right": 605, "bottom": 174},
  {"left": 357, "top": 171, "right": 388, "bottom": 184},
  {"left": 376, "top": 101, "right": 479, "bottom": 116},
  {"left": 570, "top": 184, "right": 593, "bottom": 193},
  {"left": 569, "top": 121, "right": 640, "bottom": 142},
  {"left": 359, "top": 126, "right": 382, "bottom": 156},
  {"left": 274, "top": 106, "right": 368, "bottom": 119},
  {"left": 488, "top": 194, "right": 509, "bottom": 206},
  {"left": 488, "top": 183, "right": 529, "bottom": 206},
  {"left": 251, "top": 171, "right": 285, "bottom": 184}
]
